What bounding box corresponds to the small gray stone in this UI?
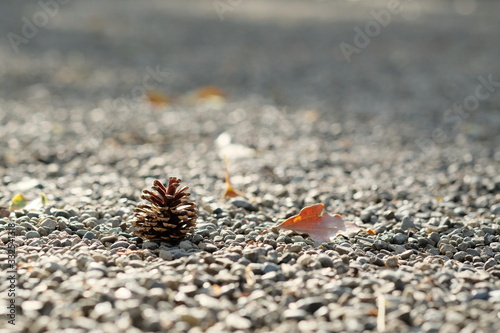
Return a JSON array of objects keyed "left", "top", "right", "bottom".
[
  {"left": 294, "top": 297, "right": 325, "bottom": 313},
  {"left": 231, "top": 199, "right": 258, "bottom": 211},
  {"left": 400, "top": 250, "right": 413, "bottom": 260},
  {"left": 26, "top": 212, "right": 40, "bottom": 219},
  {"left": 204, "top": 243, "right": 218, "bottom": 253},
  {"left": 429, "top": 232, "right": 441, "bottom": 244},
  {"left": 83, "top": 231, "right": 96, "bottom": 240},
  {"left": 453, "top": 251, "right": 467, "bottom": 262},
  {"left": 289, "top": 244, "right": 302, "bottom": 253},
  {"left": 297, "top": 254, "right": 313, "bottom": 266},
  {"left": 360, "top": 209, "right": 373, "bottom": 223},
  {"left": 283, "top": 309, "right": 308, "bottom": 320},
  {"left": 453, "top": 207, "right": 466, "bottom": 216},
  {"left": 179, "top": 240, "right": 193, "bottom": 251},
  {"left": 26, "top": 231, "right": 41, "bottom": 239},
  {"left": 159, "top": 250, "right": 173, "bottom": 260},
  {"left": 37, "top": 227, "right": 48, "bottom": 236},
  {"left": 472, "top": 289, "right": 489, "bottom": 300},
  {"left": 69, "top": 222, "right": 85, "bottom": 231},
  {"left": 317, "top": 255, "right": 334, "bottom": 267},
  {"left": 226, "top": 313, "right": 252, "bottom": 329},
  {"left": 110, "top": 217, "right": 121, "bottom": 228},
  {"left": 101, "top": 235, "right": 118, "bottom": 243},
  {"left": 142, "top": 241, "right": 159, "bottom": 250},
  {"left": 83, "top": 217, "right": 98, "bottom": 228},
  {"left": 440, "top": 244, "right": 457, "bottom": 255},
  {"left": 393, "top": 233, "right": 407, "bottom": 244},
  {"left": 110, "top": 241, "right": 130, "bottom": 249},
  {"left": 401, "top": 216, "right": 415, "bottom": 230},
  {"left": 484, "top": 258, "right": 497, "bottom": 270},
  {"left": 40, "top": 218, "right": 58, "bottom": 231},
  {"left": 262, "top": 262, "right": 280, "bottom": 273},
  {"left": 54, "top": 210, "right": 70, "bottom": 219},
  {"left": 19, "top": 221, "right": 32, "bottom": 231},
  {"left": 335, "top": 245, "right": 351, "bottom": 255},
  {"left": 44, "top": 262, "right": 63, "bottom": 273},
  {"left": 384, "top": 256, "right": 399, "bottom": 267},
  {"left": 374, "top": 240, "right": 388, "bottom": 250}
]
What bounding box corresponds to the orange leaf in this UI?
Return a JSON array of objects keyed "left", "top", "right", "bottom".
[
  {"left": 145, "top": 90, "right": 171, "bottom": 106},
  {"left": 278, "top": 203, "right": 359, "bottom": 242},
  {"left": 196, "top": 86, "right": 226, "bottom": 100},
  {"left": 222, "top": 157, "right": 244, "bottom": 199}
]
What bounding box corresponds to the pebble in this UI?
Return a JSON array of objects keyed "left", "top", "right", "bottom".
[
  {"left": 142, "top": 242, "right": 159, "bottom": 250},
  {"left": 159, "top": 250, "right": 173, "bottom": 260},
  {"left": 231, "top": 199, "right": 258, "bottom": 211},
  {"left": 40, "top": 218, "right": 58, "bottom": 231},
  {"left": 44, "top": 262, "right": 63, "bottom": 274},
  {"left": 484, "top": 258, "right": 497, "bottom": 270},
  {"left": 401, "top": 216, "right": 415, "bottom": 230},
  {"left": 384, "top": 256, "right": 399, "bottom": 268},
  {"left": 54, "top": 210, "right": 71, "bottom": 219},
  {"left": 83, "top": 231, "right": 96, "bottom": 240},
  {"left": 283, "top": 309, "right": 308, "bottom": 321},
  {"left": 317, "top": 254, "right": 334, "bottom": 267},
  {"left": 225, "top": 313, "right": 252, "bottom": 329},
  {"left": 25, "top": 231, "right": 41, "bottom": 238},
  {"left": 101, "top": 235, "right": 118, "bottom": 243},
  {"left": 262, "top": 262, "right": 280, "bottom": 273},
  {"left": 393, "top": 233, "right": 407, "bottom": 244},
  {"left": 110, "top": 241, "right": 130, "bottom": 249}
]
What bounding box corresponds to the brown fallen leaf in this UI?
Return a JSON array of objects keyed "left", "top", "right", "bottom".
[
  {"left": 277, "top": 203, "right": 360, "bottom": 242},
  {"left": 222, "top": 157, "right": 245, "bottom": 199},
  {"left": 145, "top": 90, "right": 172, "bottom": 106},
  {"left": 196, "top": 86, "right": 226, "bottom": 100}
]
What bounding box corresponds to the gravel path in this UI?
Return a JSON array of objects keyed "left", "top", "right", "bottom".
[{"left": 1, "top": 1, "right": 499, "bottom": 332}]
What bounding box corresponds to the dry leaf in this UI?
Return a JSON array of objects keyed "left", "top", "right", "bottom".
[
  {"left": 277, "top": 203, "right": 360, "bottom": 242},
  {"left": 222, "top": 157, "right": 244, "bottom": 199},
  {"left": 9, "top": 193, "right": 27, "bottom": 211},
  {"left": 196, "top": 86, "right": 226, "bottom": 100},
  {"left": 25, "top": 193, "right": 49, "bottom": 211},
  {"left": 145, "top": 90, "right": 171, "bottom": 106}
]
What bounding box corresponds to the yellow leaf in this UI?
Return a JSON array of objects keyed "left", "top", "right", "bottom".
[{"left": 9, "top": 194, "right": 27, "bottom": 211}]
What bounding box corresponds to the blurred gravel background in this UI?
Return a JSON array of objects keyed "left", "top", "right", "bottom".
[{"left": 1, "top": 0, "right": 499, "bottom": 332}]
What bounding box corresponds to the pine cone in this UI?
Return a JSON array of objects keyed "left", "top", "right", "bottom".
[{"left": 132, "top": 178, "right": 197, "bottom": 243}]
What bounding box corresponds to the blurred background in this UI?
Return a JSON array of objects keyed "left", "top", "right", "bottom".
[{"left": 0, "top": 0, "right": 499, "bottom": 170}]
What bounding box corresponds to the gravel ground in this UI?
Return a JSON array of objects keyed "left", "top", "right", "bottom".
[{"left": 1, "top": 1, "right": 500, "bottom": 332}]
